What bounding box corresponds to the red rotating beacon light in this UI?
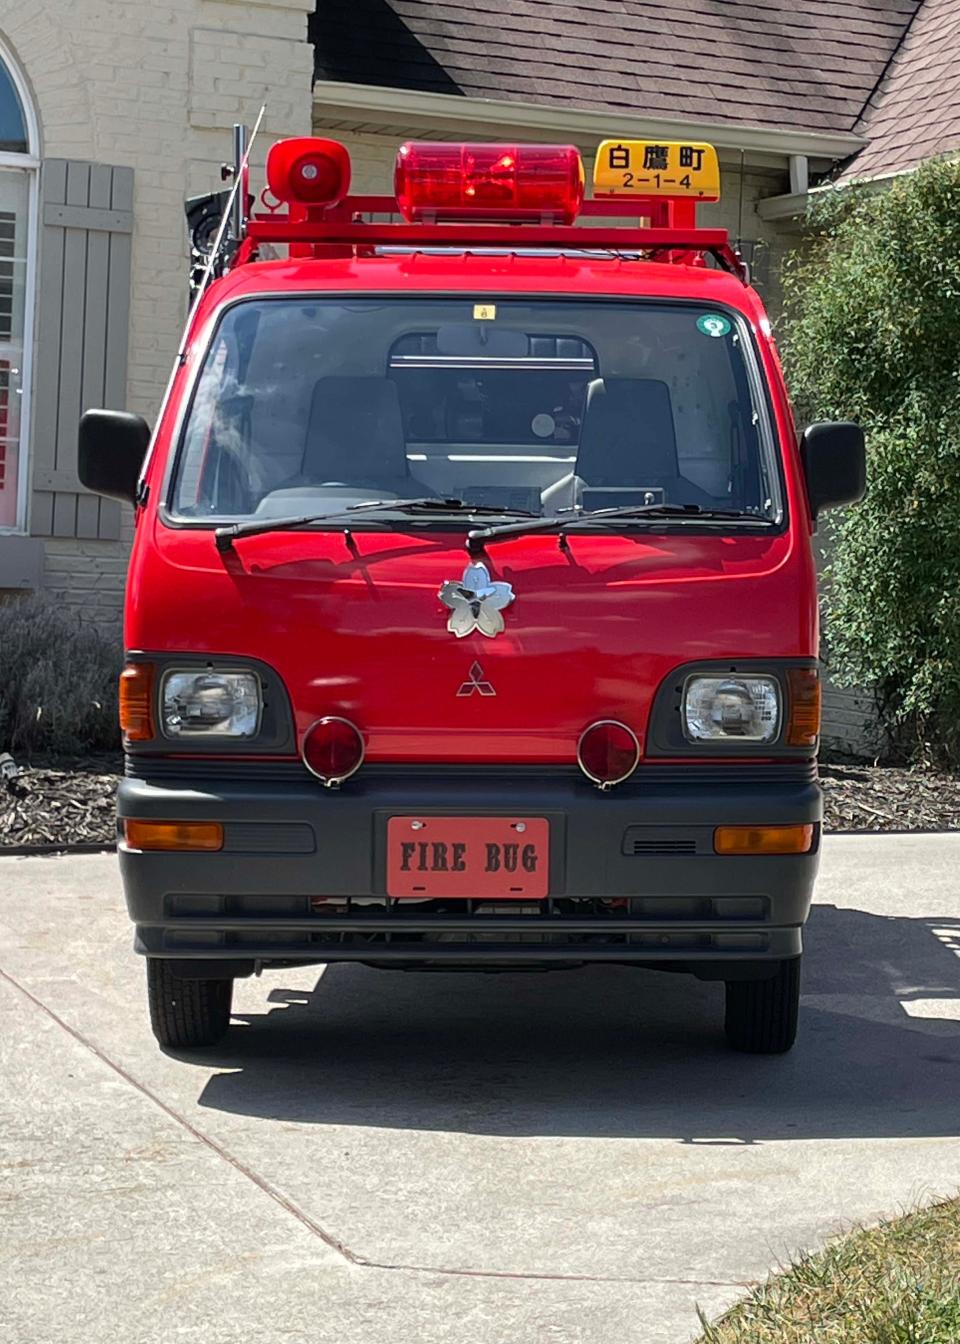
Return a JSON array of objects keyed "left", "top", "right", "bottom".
[{"left": 394, "top": 142, "right": 585, "bottom": 224}]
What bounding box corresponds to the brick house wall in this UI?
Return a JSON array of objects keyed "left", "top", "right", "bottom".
[
  {"left": 0, "top": 0, "right": 314, "bottom": 627},
  {"left": 813, "top": 523, "right": 882, "bottom": 760}
]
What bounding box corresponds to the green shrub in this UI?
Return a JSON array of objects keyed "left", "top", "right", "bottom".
[
  {"left": 0, "top": 593, "right": 121, "bottom": 756},
  {"left": 782, "top": 156, "right": 960, "bottom": 762}
]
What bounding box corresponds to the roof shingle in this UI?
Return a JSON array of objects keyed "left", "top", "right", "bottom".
[
  {"left": 837, "top": 0, "right": 960, "bottom": 180},
  {"left": 312, "top": 0, "right": 918, "bottom": 135}
]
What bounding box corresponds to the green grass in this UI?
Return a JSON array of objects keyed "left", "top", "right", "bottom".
[{"left": 695, "top": 1198, "right": 960, "bottom": 1344}]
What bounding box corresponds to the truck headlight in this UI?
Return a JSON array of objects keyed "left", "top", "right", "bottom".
[
  {"left": 160, "top": 669, "right": 261, "bottom": 739},
  {"left": 683, "top": 675, "right": 780, "bottom": 743}
]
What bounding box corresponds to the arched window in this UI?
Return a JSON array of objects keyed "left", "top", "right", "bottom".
[
  {"left": 0, "top": 57, "right": 29, "bottom": 153},
  {"left": 0, "top": 38, "right": 38, "bottom": 532}
]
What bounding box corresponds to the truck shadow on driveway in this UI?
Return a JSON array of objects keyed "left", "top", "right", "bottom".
[{"left": 191, "top": 903, "right": 960, "bottom": 1141}]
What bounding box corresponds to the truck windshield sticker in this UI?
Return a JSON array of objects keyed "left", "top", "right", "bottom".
[{"left": 696, "top": 313, "right": 732, "bottom": 338}]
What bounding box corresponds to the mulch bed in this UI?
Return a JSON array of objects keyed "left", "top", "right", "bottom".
[
  {"left": 0, "top": 755, "right": 121, "bottom": 850},
  {"left": 1, "top": 757, "right": 959, "bottom": 851},
  {"left": 819, "top": 762, "right": 960, "bottom": 832}
]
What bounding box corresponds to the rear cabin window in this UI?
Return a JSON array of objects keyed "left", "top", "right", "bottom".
[{"left": 170, "top": 298, "right": 780, "bottom": 522}]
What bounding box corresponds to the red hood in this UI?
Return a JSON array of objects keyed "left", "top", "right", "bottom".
[{"left": 127, "top": 520, "right": 815, "bottom": 764}]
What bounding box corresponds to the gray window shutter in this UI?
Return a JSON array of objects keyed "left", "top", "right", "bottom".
[{"left": 31, "top": 159, "right": 134, "bottom": 541}]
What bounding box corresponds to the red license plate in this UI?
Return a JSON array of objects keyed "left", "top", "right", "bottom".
[{"left": 387, "top": 816, "right": 549, "bottom": 899}]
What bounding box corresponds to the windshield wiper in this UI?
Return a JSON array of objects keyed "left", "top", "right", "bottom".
[
  {"left": 214, "top": 498, "right": 538, "bottom": 552},
  {"left": 578, "top": 503, "right": 769, "bottom": 523},
  {"left": 466, "top": 503, "right": 775, "bottom": 554},
  {"left": 216, "top": 509, "right": 356, "bottom": 551}
]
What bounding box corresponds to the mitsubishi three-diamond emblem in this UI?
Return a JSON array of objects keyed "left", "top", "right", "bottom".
[
  {"left": 438, "top": 561, "right": 515, "bottom": 639},
  {"left": 457, "top": 662, "right": 496, "bottom": 697}
]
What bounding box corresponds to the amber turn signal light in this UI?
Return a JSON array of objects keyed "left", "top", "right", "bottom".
[
  {"left": 119, "top": 663, "right": 154, "bottom": 742},
  {"left": 124, "top": 820, "right": 224, "bottom": 852},
  {"left": 786, "top": 667, "right": 821, "bottom": 747},
  {"left": 714, "top": 824, "right": 815, "bottom": 856}
]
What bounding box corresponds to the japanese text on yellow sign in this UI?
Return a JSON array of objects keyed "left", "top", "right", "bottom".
[{"left": 593, "top": 141, "right": 720, "bottom": 201}]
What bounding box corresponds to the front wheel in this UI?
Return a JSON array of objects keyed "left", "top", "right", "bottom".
[
  {"left": 146, "top": 959, "right": 233, "bottom": 1049},
  {"left": 724, "top": 957, "right": 801, "bottom": 1054}
]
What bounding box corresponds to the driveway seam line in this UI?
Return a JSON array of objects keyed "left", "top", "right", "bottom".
[
  {"left": 357, "top": 1260, "right": 752, "bottom": 1287},
  {"left": 0, "top": 964, "right": 359, "bottom": 1264},
  {"left": 0, "top": 963, "right": 755, "bottom": 1290}
]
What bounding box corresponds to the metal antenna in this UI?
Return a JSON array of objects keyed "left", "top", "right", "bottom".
[
  {"left": 177, "top": 103, "right": 266, "bottom": 362},
  {"left": 736, "top": 147, "right": 745, "bottom": 248},
  {"left": 136, "top": 106, "right": 267, "bottom": 493}
]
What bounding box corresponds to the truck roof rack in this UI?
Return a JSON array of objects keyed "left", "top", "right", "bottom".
[{"left": 238, "top": 195, "right": 746, "bottom": 279}]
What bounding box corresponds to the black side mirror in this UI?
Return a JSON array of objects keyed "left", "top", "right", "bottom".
[
  {"left": 800, "top": 421, "right": 866, "bottom": 520},
  {"left": 78, "top": 409, "right": 152, "bottom": 506}
]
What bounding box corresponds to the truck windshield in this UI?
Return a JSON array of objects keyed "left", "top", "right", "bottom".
[{"left": 170, "top": 298, "right": 781, "bottom": 525}]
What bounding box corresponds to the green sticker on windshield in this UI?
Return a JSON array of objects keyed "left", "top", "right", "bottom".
[{"left": 696, "top": 313, "right": 732, "bottom": 338}]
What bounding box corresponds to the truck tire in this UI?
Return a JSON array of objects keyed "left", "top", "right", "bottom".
[
  {"left": 724, "top": 957, "right": 801, "bottom": 1054},
  {"left": 146, "top": 958, "right": 233, "bottom": 1049}
]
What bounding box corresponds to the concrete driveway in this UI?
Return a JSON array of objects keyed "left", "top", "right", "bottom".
[{"left": 1, "top": 835, "right": 959, "bottom": 1344}]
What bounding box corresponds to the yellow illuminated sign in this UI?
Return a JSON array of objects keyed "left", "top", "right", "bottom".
[{"left": 593, "top": 140, "right": 720, "bottom": 201}]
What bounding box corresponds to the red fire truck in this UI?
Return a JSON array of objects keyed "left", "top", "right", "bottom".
[{"left": 79, "top": 135, "right": 864, "bottom": 1054}]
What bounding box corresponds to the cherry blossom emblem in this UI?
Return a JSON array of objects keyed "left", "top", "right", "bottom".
[{"left": 438, "top": 561, "right": 515, "bottom": 639}]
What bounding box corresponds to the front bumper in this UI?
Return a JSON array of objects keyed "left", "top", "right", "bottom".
[{"left": 118, "top": 763, "right": 821, "bottom": 970}]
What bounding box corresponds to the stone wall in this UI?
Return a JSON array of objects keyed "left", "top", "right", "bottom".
[{"left": 813, "top": 522, "right": 882, "bottom": 760}]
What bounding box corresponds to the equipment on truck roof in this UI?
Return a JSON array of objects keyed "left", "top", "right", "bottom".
[{"left": 186, "top": 126, "right": 747, "bottom": 299}]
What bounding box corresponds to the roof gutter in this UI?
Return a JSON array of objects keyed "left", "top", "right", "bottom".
[
  {"left": 757, "top": 150, "right": 960, "bottom": 222},
  {"left": 833, "top": 152, "right": 960, "bottom": 190},
  {"left": 755, "top": 190, "right": 812, "bottom": 222},
  {"left": 313, "top": 80, "right": 866, "bottom": 165}
]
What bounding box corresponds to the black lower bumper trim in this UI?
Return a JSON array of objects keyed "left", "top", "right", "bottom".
[
  {"left": 119, "top": 768, "right": 820, "bottom": 968},
  {"left": 138, "top": 916, "right": 774, "bottom": 933},
  {"left": 137, "top": 937, "right": 801, "bottom": 964}
]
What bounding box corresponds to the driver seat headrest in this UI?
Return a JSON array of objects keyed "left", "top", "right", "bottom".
[
  {"left": 303, "top": 377, "right": 410, "bottom": 488},
  {"left": 575, "top": 378, "right": 679, "bottom": 485}
]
